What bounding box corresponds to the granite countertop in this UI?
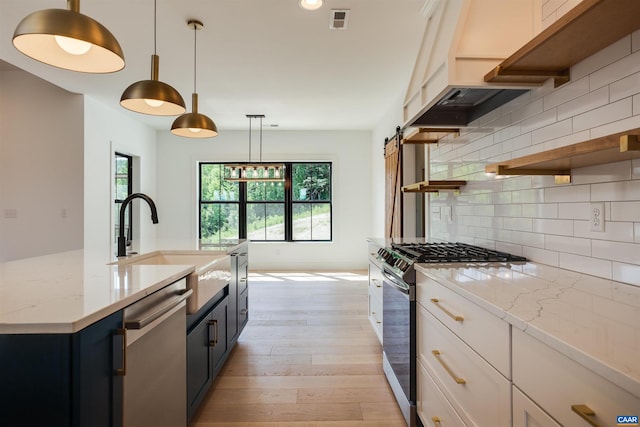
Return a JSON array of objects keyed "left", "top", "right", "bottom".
[
  {"left": 415, "top": 261, "right": 640, "bottom": 398},
  {"left": 0, "top": 240, "right": 248, "bottom": 334}
]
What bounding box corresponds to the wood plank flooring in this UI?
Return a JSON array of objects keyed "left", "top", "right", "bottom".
[{"left": 189, "top": 271, "right": 406, "bottom": 427}]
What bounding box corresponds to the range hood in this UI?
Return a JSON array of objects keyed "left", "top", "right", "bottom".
[{"left": 403, "top": 0, "right": 540, "bottom": 128}]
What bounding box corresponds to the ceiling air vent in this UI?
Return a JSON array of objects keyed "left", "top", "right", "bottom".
[{"left": 330, "top": 9, "right": 350, "bottom": 30}]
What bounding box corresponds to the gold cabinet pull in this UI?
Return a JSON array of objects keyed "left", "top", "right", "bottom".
[
  {"left": 571, "top": 404, "right": 600, "bottom": 427},
  {"left": 430, "top": 298, "right": 464, "bottom": 322},
  {"left": 371, "top": 278, "right": 382, "bottom": 288},
  {"left": 432, "top": 350, "right": 466, "bottom": 384},
  {"left": 431, "top": 416, "right": 442, "bottom": 426},
  {"left": 208, "top": 319, "right": 218, "bottom": 346}
]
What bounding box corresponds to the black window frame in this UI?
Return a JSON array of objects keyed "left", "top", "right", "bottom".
[
  {"left": 114, "top": 152, "right": 133, "bottom": 243},
  {"left": 199, "top": 161, "right": 332, "bottom": 243}
]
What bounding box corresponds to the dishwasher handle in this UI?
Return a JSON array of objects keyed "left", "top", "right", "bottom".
[{"left": 125, "top": 289, "right": 193, "bottom": 330}]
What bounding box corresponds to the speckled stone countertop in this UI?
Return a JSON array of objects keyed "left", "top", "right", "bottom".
[{"left": 415, "top": 261, "right": 640, "bottom": 398}]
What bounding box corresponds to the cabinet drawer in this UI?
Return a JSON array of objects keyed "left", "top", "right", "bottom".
[
  {"left": 238, "top": 289, "right": 249, "bottom": 330},
  {"left": 418, "top": 359, "right": 468, "bottom": 427},
  {"left": 418, "top": 305, "right": 511, "bottom": 427},
  {"left": 417, "top": 273, "right": 510, "bottom": 377},
  {"left": 368, "top": 262, "right": 383, "bottom": 302},
  {"left": 513, "top": 385, "right": 561, "bottom": 427},
  {"left": 513, "top": 328, "right": 640, "bottom": 427},
  {"left": 238, "top": 261, "right": 248, "bottom": 294}
]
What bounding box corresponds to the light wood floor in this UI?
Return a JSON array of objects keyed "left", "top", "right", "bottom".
[{"left": 189, "top": 271, "right": 406, "bottom": 427}]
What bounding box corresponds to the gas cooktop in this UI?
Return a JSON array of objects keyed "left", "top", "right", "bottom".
[{"left": 375, "top": 242, "right": 527, "bottom": 285}]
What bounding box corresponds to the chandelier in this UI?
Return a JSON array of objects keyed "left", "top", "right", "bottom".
[{"left": 224, "top": 115, "right": 285, "bottom": 182}]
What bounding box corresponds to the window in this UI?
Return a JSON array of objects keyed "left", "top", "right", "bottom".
[
  {"left": 199, "top": 162, "right": 332, "bottom": 243},
  {"left": 114, "top": 153, "right": 132, "bottom": 244}
]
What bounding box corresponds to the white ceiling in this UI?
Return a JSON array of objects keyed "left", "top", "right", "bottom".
[{"left": 0, "top": 0, "right": 427, "bottom": 131}]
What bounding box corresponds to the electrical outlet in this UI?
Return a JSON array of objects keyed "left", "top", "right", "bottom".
[
  {"left": 3, "top": 209, "right": 17, "bottom": 219},
  {"left": 590, "top": 202, "right": 605, "bottom": 232}
]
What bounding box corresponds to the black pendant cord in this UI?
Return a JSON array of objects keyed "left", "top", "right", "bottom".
[
  {"left": 248, "top": 116, "right": 252, "bottom": 163},
  {"left": 259, "top": 116, "right": 263, "bottom": 162}
]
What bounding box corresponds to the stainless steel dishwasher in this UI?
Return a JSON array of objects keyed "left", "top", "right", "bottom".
[{"left": 118, "top": 279, "right": 192, "bottom": 427}]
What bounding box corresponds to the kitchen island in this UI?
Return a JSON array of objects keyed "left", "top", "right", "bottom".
[{"left": 0, "top": 240, "right": 248, "bottom": 427}]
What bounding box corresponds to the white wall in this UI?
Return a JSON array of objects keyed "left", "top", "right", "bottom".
[
  {"left": 428, "top": 29, "right": 640, "bottom": 286},
  {"left": 0, "top": 69, "right": 83, "bottom": 261},
  {"left": 83, "top": 96, "right": 158, "bottom": 258},
  {"left": 156, "top": 129, "right": 372, "bottom": 270}
]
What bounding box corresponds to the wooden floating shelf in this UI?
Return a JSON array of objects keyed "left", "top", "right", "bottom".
[
  {"left": 484, "top": 0, "right": 640, "bottom": 87},
  {"left": 485, "top": 130, "right": 640, "bottom": 176},
  {"left": 402, "top": 127, "right": 459, "bottom": 144},
  {"left": 401, "top": 180, "right": 467, "bottom": 193}
]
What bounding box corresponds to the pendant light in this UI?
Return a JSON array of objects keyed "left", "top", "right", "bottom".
[
  {"left": 120, "top": 0, "right": 185, "bottom": 116},
  {"left": 12, "top": 0, "right": 124, "bottom": 73},
  {"left": 171, "top": 20, "right": 218, "bottom": 138},
  {"left": 224, "top": 115, "right": 285, "bottom": 182}
]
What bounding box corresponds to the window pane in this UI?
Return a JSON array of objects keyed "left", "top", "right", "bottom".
[
  {"left": 200, "top": 204, "right": 239, "bottom": 243},
  {"left": 201, "top": 164, "right": 239, "bottom": 201},
  {"left": 113, "top": 203, "right": 131, "bottom": 243},
  {"left": 293, "top": 203, "right": 331, "bottom": 240},
  {"left": 247, "top": 203, "right": 285, "bottom": 240},
  {"left": 292, "top": 164, "right": 331, "bottom": 201},
  {"left": 247, "top": 181, "right": 285, "bottom": 201}
]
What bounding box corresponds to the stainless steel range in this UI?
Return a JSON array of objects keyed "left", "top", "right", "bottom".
[{"left": 373, "top": 241, "right": 526, "bottom": 427}]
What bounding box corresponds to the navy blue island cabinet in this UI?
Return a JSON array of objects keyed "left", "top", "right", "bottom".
[{"left": 0, "top": 310, "right": 124, "bottom": 427}]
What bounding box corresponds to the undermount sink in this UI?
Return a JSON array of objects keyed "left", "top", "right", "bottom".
[{"left": 113, "top": 251, "right": 231, "bottom": 314}]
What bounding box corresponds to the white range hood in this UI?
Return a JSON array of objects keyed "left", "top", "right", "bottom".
[{"left": 403, "top": 0, "right": 541, "bottom": 128}]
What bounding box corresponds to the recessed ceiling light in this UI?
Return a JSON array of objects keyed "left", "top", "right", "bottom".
[{"left": 299, "top": 0, "right": 323, "bottom": 11}]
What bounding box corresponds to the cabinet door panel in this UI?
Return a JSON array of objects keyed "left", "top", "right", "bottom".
[
  {"left": 187, "top": 313, "right": 213, "bottom": 419},
  {"left": 211, "top": 298, "right": 228, "bottom": 373},
  {"left": 513, "top": 328, "right": 640, "bottom": 427},
  {"left": 238, "top": 288, "right": 249, "bottom": 332},
  {"left": 513, "top": 385, "right": 561, "bottom": 427},
  {"left": 417, "top": 359, "right": 467, "bottom": 427}
]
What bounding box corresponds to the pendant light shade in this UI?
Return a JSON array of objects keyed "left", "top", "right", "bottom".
[
  {"left": 12, "top": 0, "right": 124, "bottom": 73},
  {"left": 120, "top": 54, "right": 186, "bottom": 115},
  {"left": 171, "top": 20, "right": 218, "bottom": 138},
  {"left": 119, "top": 0, "right": 185, "bottom": 116}
]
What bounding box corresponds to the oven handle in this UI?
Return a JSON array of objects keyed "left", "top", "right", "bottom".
[{"left": 381, "top": 269, "right": 410, "bottom": 295}]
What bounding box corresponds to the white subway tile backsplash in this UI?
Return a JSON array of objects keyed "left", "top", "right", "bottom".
[
  {"left": 573, "top": 98, "right": 632, "bottom": 132},
  {"left": 559, "top": 253, "right": 612, "bottom": 280},
  {"left": 613, "top": 262, "right": 640, "bottom": 286},
  {"left": 512, "top": 189, "right": 544, "bottom": 204},
  {"left": 589, "top": 45, "right": 640, "bottom": 90},
  {"left": 557, "top": 86, "right": 609, "bottom": 121},
  {"left": 520, "top": 108, "right": 558, "bottom": 134},
  {"left": 611, "top": 201, "right": 640, "bottom": 221},
  {"left": 574, "top": 220, "right": 635, "bottom": 243},
  {"left": 504, "top": 217, "right": 533, "bottom": 232},
  {"left": 495, "top": 204, "right": 522, "bottom": 217},
  {"left": 591, "top": 180, "right": 640, "bottom": 201},
  {"left": 542, "top": 0, "right": 564, "bottom": 20},
  {"left": 428, "top": 31, "right": 640, "bottom": 286},
  {"left": 522, "top": 203, "right": 558, "bottom": 218},
  {"left": 522, "top": 246, "right": 559, "bottom": 266},
  {"left": 610, "top": 71, "right": 640, "bottom": 102},
  {"left": 545, "top": 235, "right": 591, "bottom": 256},
  {"left": 572, "top": 160, "right": 632, "bottom": 185},
  {"left": 544, "top": 76, "right": 589, "bottom": 110},
  {"left": 558, "top": 202, "right": 590, "bottom": 220},
  {"left": 545, "top": 184, "right": 591, "bottom": 202},
  {"left": 533, "top": 218, "right": 574, "bottom": 236},
  {"left": 592, "top": 240, "right": 640, "bottom": 265}
]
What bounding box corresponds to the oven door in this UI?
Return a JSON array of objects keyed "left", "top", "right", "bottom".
[{"left": 382, "top": 267, "right": 416, "bottom": 427}]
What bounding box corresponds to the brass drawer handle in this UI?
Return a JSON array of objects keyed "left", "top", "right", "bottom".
[
  {"left": 432, "top": 350, "right": 466, "bottom": 384},
  {"left": 208, "top": 319, "right": 218, "bottom": 346},
  {"left": 430, "top": 298, "right": 464, "bottom": 322},
  {"left": 371, "top": 279, "right": 382, "bottom": 288},
  {"left": 571, "top": 404, "right": 600, "bottom": 427},
  {"left": 431, "top": 416, "right": 442, "bottom": 426}
]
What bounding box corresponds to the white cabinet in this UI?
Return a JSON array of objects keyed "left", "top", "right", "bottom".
[
  {"left": 416, "top": 272, "right": 511, "bottom": 426},
  {"left": 512, "top": 386, "right": 561, "bottom": 427},
  {"left": 367, "top": 244, "right": 383, "bottom": 344},
  {"left": 513, "top": 328, "right": 640, "bottom": 427},
  {"left": 417, "top": 358, "right": 468, "bottom": 427}
]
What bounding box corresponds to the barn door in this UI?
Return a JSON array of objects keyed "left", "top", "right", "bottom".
[{"left": 384, "top": 128, "right": 402, "bottom": 238}]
